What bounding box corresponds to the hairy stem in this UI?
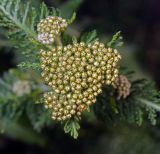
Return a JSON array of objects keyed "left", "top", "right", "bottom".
[
  {"left": 55, "top": 36, "right": 62, "bottom": 46},
  {"left": 139, "top": 98, "right": 160, "bottom": 111}
]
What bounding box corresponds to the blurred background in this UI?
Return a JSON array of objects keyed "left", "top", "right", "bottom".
[{"left": 0, "top": 0, "right": 160, "bottom": 154}]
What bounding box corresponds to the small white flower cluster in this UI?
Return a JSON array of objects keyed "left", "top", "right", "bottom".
[
  {"left": 12, "top": 80, "right": 31, "bottom": 97},
  {"left": 37, "top": 33, "right": 54, "bottom": 45},
  {"left": 37, "top": 16, "right": 68, "bottom": 44}
]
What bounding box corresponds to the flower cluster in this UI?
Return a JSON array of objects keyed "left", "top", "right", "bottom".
[
  {"left": 43, "top": 91, "right": 86, "bottom": 121},
  {"left": 37, "top": 16, "right": 68, "bottom": 44},
  {"left": 113, "top": 75, "right": 131, "bottom": 99},
  {"left": 40, "top": 41, "right": 121, "bottom": 121},
  {"left": 12, "top": 80, "right": 31, "bottom": 97}
]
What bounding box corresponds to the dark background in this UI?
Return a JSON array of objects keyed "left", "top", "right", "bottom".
[{"left": 0, "top": 0, "right": 160, "bottom": 154}]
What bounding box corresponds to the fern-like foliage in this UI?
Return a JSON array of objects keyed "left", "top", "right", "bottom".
[
  {"left": 64, "top": 118, "right": 80, "bottom": 139},
  {"left": 0, "top": 0, "right": 78, "bottom": 71},
  {"left": 0, "top": 0, "right": 34, "bottom": 37},
  {"left": 0, "top": 0, "right": 46, "bottom": 70},
  {"left": 0, "top": 69, "right": 80, "bottom": 138},
  {"left": 80, "top": 30, "right": 97, "bottom": 44},
  {"left": 94, "top": 71, "right": 160, "bottom": 126},
  {"left": 0, "top": 69, "right": 52, "bottom": 132},
  {"left": 0, "top": 1, "right": 51, "bottom": 70},
  {"left": 0, "top": 0, "right": 54, "bottom": 37}
]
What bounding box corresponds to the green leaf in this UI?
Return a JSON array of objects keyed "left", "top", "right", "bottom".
[
  {"left": 107, "top": 31, "right": 123, "bottom": 48},
  {"left": 72, "top": 36, "right": 78, "bottom": 44},
  {"left": 0, "top": 0, "right": 36, "bottom": 38},
  {"left": 80, "top": 30, "right": 97, "bottom": 44},
  {"left": 18, "top": 62, "right": 41, "bottom": 70},
  {"left": 139, "top": 99, "right": 160, "bottom": 112},
  {"left": 40, "top": 2, "right": 49, "bottom": 19},
  {"left": 109, "top": 97, "right": 119, "bottom": 114},
  {"left": 26, "top": 102, "right": 52, "bottom": 132},
  {"left": 147, "top": 107, "right": 157, "bottom": 125},
  {"left": 0, "top": 0, "right": 56, "bottom": 39},
  {"left": 64, "top": 118, "right": 80, "bottom": 139},
  {"left": 67, "top": 12, "right": 76, "bottom": 25}
]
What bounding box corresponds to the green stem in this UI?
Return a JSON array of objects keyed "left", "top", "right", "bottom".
[
  {"left": 139, "top": 98, "right": 160, "bottom": 111},
  {"left": 55, "top": 35, "right": 62, "bottom": 46}
]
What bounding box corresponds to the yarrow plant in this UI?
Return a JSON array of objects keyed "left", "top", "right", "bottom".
[{"left": 0, "top": 0, "right": 160, "bottom": 139}]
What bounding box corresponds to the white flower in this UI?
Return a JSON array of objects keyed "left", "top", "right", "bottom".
[{"left": 12, "top": 80, "right": 31, "bottom": 97}]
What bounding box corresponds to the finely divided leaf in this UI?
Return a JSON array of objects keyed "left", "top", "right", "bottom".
[{"left": 80, "top": 30, "right": 97, "bottom": 44}]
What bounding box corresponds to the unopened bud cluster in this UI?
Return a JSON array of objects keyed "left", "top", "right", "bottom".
[
  {"left": 113, "top": 75, "right": 131, "bottom": 99},
  {"left": 40, "top": 41, "right": 121, "bottom": 121},
  {"left": 37, "top": 16, "right": 68, "bottom": 44},
  {"left": 43, "top": 91, "right": 87, "bottom": 121}
]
